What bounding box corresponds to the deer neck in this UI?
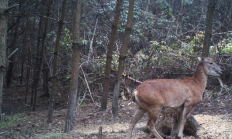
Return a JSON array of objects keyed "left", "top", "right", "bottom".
[{"left": 193, "top": 62, "right": 208, "bottom": 92}]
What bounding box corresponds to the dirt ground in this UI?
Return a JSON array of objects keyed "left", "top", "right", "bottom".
[{"left": 0, "top": 87, "right": 232, "bottom": 139}]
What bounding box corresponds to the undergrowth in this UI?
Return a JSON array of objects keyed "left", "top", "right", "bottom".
[{"left": 0, "top": 113, "right": 28, "bottom": 129}]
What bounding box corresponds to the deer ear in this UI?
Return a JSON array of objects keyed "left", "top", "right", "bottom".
[
  {"left": 198, "top": 57, "right": 202, "bottom": 62},
  {"left": 198, "top": 57, "right": 206, "bottom": 62}
]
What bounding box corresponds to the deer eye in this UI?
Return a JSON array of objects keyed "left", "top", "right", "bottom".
[{"left": 209, "top": 63, "right": 214, "bottom": 65}]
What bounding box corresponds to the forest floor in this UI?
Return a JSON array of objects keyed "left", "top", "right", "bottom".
[{"left": 0, "top": 87, "right": 232, "bottom": 139}]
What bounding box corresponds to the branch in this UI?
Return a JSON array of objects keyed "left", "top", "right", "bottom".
[
  {"left": 213, "top": 31, "right": 232, "bottom": 36},
  {"left": 8, "top": 48, "right": 18, "bottom": 59},
  {"left": 96, "top": 0, "right": 113, "bottom": 25},
  {"left": 3, "top": 4, "right": 19, "bottom": 14},
  {"left": 111, "top": 69, "right": 142, "bottom": 84},
  {"left": 217, "top": 77, "right": 224, "bottom": 87},
  {"left": 199, "top": 0, "right": 208, "bottom": 6},
  {"left": 80, "top": 66, "right": 95, "bottom": 103},
  {"left": 88, "top": 18, "right": 98, "bottom": 59}
]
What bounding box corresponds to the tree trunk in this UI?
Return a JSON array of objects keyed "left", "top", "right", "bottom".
[
  {"left": 31, "top": 0, "right": 53, "bottom": 111},
  {"left": 0, "top": 0, "right": 8, "bottom": 118},
  {"left": 112, "top": 0, "right": 135, "bottom": 118},
  {"left": 42, "top": 61, "right": 49, "bottom": 97},
  {"left": 25, "top": 49, "right": 31, "bottom": 103},
  {"left": 5, "top": 55, "right": 14, "bottom": 86},
  {"left": 5, "top": 26, "right": 18, "bottom": 87},
  {"left": 202, "top": 0, "right": 217, "bottom": 57},
  {"left": 47, "top": 0, "right": 67, "bottom": 124},
  {"left": 100, "top": 0, "right": 123, "bottom": 111},
  {"left": 20, "top": 45, "right": 25, "bottom": 85},
  {"left": 31, "top": 13, "right": 43, "bottom": 109},
  {"left": 64, "top": 0, "right": 82, "bottom": 133}
]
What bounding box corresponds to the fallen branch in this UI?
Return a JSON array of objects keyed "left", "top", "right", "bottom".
[
  {"left": 217, "top": 77, "right": 226, "bottom": 95},
  {"left": 80, "top": 66, "right": 95, "bottom": 103}
]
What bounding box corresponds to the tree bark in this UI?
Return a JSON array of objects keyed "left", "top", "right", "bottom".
[
  {"left": 0, "top": 0, "right": 8, "bottom": 118},
  {"left": 64, "top": 0, "right": 82, "bottom": 133},
  {"left": 202, "top": 0, "right": 217, "bottom": 57},
  {"left": 5, "top": 26, "right": 18, "bottom": 87},
  {"left": 5, "top": 55, "right": 14, "bottom": 86},
  {"left": 42, "top": 61, "right": 49, "bottom": 97},
  {"left": 112, "top": 0, "right": 135, "bottom": 118},
  {"left": 31, "top": 0, "right": 53, "bottom": 111},
  {"left": 100, "top": 0, "right": 123, "bottom": 111},
  {"left": 25, "top": 47, "right": 31, "bottom": 103},
  {"left": 47, "top": 0, "right": 67, "bottom": 124}
]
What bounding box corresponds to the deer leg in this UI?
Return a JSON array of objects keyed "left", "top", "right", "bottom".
[
  {"left": 127, "top": 107, "right": 146, "bottom": 139},
  {"left": 177, "top": 106, "right": 192, "bottom": 139},
  {"left": 147, "top": 108, "right": 163, "bottom": 139}
]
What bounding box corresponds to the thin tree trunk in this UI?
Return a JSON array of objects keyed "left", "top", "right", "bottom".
[
  {"left": 5, "top": 27, "right": 18, "bottom": 87},
  {"left": 0, "top": 0, "right": 8, "bottom": 118},
  {"left": 42, "top": 61, "right": 49, "bottom": 97},
  {"left": 19, "top": 1, "right": 24, "bottom": 85},
  {"left": 31, "top": 0, "right": 53, "bottom": 111},
  {"left": 100, "top": 0, "right": 123, "bottom": 111},
  {"left": 64, "top": 0, "right": 82, "bottom": 133},
  {"left": 88, "top": 18, "right": 98, "bottom": 59},
  {"left": 25, "top": 49, "right": 31, "bottom": 103},
  {"left": 31, "top": 14, "right": 43, "bottom": 109},
  {"left": 202, "top": 0, "right": 217, "bottom": 57},
  {"left": 47, "top": 0, "right": 67, "bottom": 124},
  {"left": 112, "top": 0, "right": 135, "bottom": 118},
  {"left": 5, "top": 55, "right": 14, "bottom": 86},
  {"left": 20, "top": 48, "right": 25, "bottom": 85}
]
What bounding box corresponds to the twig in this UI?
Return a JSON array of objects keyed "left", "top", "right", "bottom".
[
  {"left": 2, "top": 4, "right": 19, "bottom": 14},
  {"left": 111, "top": 69, "right": 142, "bottom": 84},
  {"left": 80, "top": 66, "right": 95, "bottom": 103},
  {"left": 38, "top": 14, "right": 68, "bottom": 23},
  {"left": 217, "top": 77, "right": 224, "bottom": 94},
  {"left": 213, "top": 31, "right": 232, "bottom": 36},
  {"left": 0, "top": 131, "right": 8, "bottom": 135},
  {"left": 8, "top": 48, "right": 18, "bottom": 59},
  {"left": 96, "top": 0, "right": 113, "bottom": 25},
  {"left": 199, "top": 0, "right": 208, "bottom": 6},
  {"left": 77, "top": 90, "right": 87, "bottom": 109},
  {"left": 217, "top": 77, "right": 224, "bottom": 87},
  {"left": 216, "top": 77, "right": 232, "bottom": 96}
]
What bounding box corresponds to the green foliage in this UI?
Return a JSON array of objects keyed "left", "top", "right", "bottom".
[
  {"left": 80, "top": 38, "right": 88, "bottom": 45},
  {"left": 60, "top": 28, "right": 72, "bottom": 49},
  {"left": 157, "top": 0, "right": 173, "bottom": 15},
  {"left": 111, "top": 52, "right": 120, "bottom": 70},
  {"left": 222, "top": 46, "right": 232, "bottom": 53},
  {"left": 47, "top": 28, "right": 90, "bottom": 50},
  {"left": 189, "top": 32, "right": 204, "bottom": 45},
  {"left": 47, "top": 28, "right": 72, "bottom": 50},
  {"left": 0, "top": 113, "right": 27, "bottom": 129},
  {"left": 219, "top": 33, "right": 232, "bottom": 54},
  {"left": 176, "top": 32, "right": 204, "bottom": 59},
  {"left": 96, "top": 0, "right": 154, "bottom": 39}
]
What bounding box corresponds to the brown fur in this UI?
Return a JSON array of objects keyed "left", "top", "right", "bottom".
[{"left": 127, "top": 57, "right": 222, "bottom": 139}]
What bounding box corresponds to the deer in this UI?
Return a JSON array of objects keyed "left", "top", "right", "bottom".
[{"left": 127, "top": 57, "right": 222, "bottom": 139}]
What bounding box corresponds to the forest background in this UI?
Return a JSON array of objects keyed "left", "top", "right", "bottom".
[{"left": 0, "top": 0, "right": 232, "bottom": 138}]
